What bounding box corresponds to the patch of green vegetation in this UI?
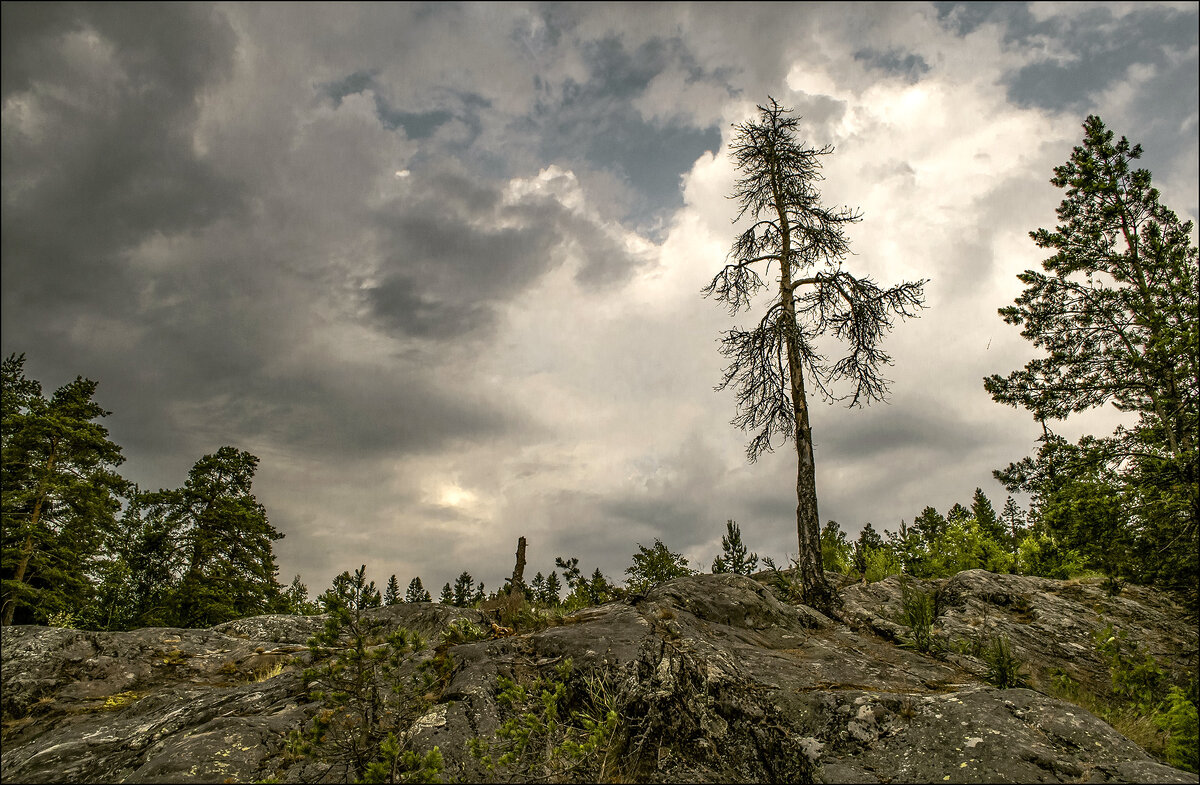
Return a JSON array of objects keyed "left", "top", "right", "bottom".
[
  {"left": 287, "top": 565, "right": 444, "bottom": 783},
  {"left": 1041, "top": 624, "right": 1197, "bottom": 773},
  {"left": 100, "top": 691, "right": 141, "bottom": 711},
  {"left": 981, "top": 635, "right": 1028, "bottom": 689},
  {"left": 440, "top": 618, "right": 489, "bottom": 646},
  {"left": 468, "top": 658, "right": 622, "bottom": 782},
  {"left": 896, "top": 580, "right": 941, "bottom": 656}
]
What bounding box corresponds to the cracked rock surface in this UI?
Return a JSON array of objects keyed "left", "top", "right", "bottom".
[{"left": 2, "top": 571, "right": 1195, "bottom": 783}]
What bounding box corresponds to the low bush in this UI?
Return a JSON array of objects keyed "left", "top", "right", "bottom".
[
  {"left": 468, "top": 658, "right": 622, "bottom": 782},
  {"left": 981, "top": 635, "right": 1027, "bottom": 688}
]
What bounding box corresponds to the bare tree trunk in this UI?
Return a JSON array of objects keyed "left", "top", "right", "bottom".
[
  {"left": 774, "top": 185, "right": 835, "bottom": 614},
  {"left": 791, "top": 371, "right": 834, "bottom": 609},
  {"left": 3, "top": 450, "right": 56, "bottom": 626},
  {"left": 510, "top": 536, "right": 527, "bottom": 591},
  {"left": 783, "top": 310, "right": 836, "bottom": 612}
]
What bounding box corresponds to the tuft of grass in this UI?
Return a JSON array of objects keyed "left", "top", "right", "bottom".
[
  {"left": 441, "top": 618, "right": 489, "bottom": 646},
  {"left": 897, "top": 580, "right": 941, "bottom": 655},
  {"left": 254, "top": 661, "right": 285, "bottom": 682},
  {"left": 981, "top": 635, "right": 1027, "bottom": 689}
]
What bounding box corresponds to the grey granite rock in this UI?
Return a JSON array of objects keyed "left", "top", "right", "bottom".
[{"left": 2, "top": 571, "right": 1194, "bottom": 783}]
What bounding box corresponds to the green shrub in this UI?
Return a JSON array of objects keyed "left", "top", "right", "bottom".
[
  {"left": 441, "top": 618, "right": 489, "bottom": 646},
  {"left": 924, "top": 519, "right": 1013, "bottom": 578},
  {"left": 1157, "top": 686, "right": 1199, "bottom": 773},
  {"left": 864, "top": 548, "right": 904, "bottom": 583},
  {"left": 292, "top": 565, "right": 442, "bottom": 783},
  {"left": 625, "top": 540, "right": 693, "bottom": 593},
  {"left": 469, "top": 659, "right": 622, "bottom": 782},
  {"left": 1015, "top": 531, "right": 1085, "bottom": 579},
  {"left": 46, "top": 609, "right": 80, "bottom": 629},
  {"left": 820, "top": 521, "right": 853, "bottom": 574},
  {"left": 760, "top": 556, "right": 804, "bottom": 604},
  {"left": 982, "top": 635, "right": 1027, "bottom": 688},
  {"left": 1097, "top": 623, "right": 1166, "bottom": 713}
]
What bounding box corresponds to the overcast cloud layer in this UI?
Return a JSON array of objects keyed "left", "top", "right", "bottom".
[{"left": 3, "top": 2, "right": 1197, "bottom": 596}]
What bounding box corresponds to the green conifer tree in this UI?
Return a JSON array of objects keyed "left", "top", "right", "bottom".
[
  {"left": 2, "top": 354, "right": 129, "bottom": 625},
  {"left": 971, "top": 488, "right": 1006, "bottom": 543},
  {"left": 383, "top": 574, "right": 400, "bottom": 606},
  {"left": 141, "top": 447, "right": 284, "bottom": 627},
  {"left": 986, "top": 115, "right": 1198, "bottom": 590},
  {"left": 404, "top": 576, "right": 431, "bottom": 603},
  {"left": 712, "top": 519, "right": 759, "bottom": 575}
]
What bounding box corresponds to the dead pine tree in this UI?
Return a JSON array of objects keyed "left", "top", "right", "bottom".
[{"left": 703, "top": 98, "right": 927, "bottom": 614}]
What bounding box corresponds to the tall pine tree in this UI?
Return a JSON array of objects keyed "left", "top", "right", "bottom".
[
  {"left": 987, "top": 116, "right": 1198, "bottom": 589},
  {"left": 141, "top": 447, "right": 284, "bottom": 627},
  {"left": 2, "top": 355, "right": 128, "bottom": 625}
]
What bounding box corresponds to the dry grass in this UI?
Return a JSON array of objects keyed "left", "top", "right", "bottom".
[
  {"left": 1036, "top": 672, "right": 1168, "bottom": 760},
  {"left": 253, "top": 661, "right": 285, "bottom": 682}
]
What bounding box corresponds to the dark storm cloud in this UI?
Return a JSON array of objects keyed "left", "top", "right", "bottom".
[
  {"left": 1, "top": 2, "right": 250, "bottom": 469},
  {"left": 1, "top": 3, "right": 242, "bottom": 318},
  {"left": 0, "top": 4, "right": 533, "bottom": 484},
  {"left": 525, "top": 35, "right": 723, "bottom": 226},
  {"left": 366, "top": 164, "right": 646, "bottom": 338}
]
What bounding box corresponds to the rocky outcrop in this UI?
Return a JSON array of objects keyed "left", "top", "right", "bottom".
[
  {"left": 2, "top": 572, "right": 1195, "bottom": 783},
  {"left": 842, "top": 569, "right": 1197, "bottom": 700}
]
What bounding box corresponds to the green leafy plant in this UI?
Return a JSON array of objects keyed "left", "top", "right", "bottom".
[
  {"left": 863, "top": 548, "right": 904, "bottom": 583},
  {"left": 469, "top": 658, "right": 622, "bottom": 782},
  {"left": 441, "top": 618, "right": 489, "bottom": 646},
  {"left": 1157, "top": 685, "right": 1199, "bottom": 773},
  {"left": 362, "top": 736, "right": 445, "bottom": 784},
  {"left": 760, "top": 556, "right": 804, "bottom": 604},
  {"left": 819, "top": 521, "right": 853, "bottom": 574},
  {"left": 46, "top": 609, "right": 80, "bottom": 628},
  {"left": 1042, "top": 624, "right": 1196, "bottom": 772},
  {"left": 625, "top": 539, "right": 693, "bottom": 594},
  {"left": 1097, "top": 623, "right": 1166, "bottom": 714}
]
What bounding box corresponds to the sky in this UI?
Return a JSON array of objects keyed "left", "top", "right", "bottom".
[{"left": 3, "top": 2, "right": 1197, "bottom": 599}]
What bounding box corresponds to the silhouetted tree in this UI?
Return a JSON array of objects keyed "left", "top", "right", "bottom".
[
  {"left": 141, "top": 447, "right": 284, "bottom": 627},
  {"left": 383, "top": 574, "right": 400, "bottom": 606},
  {"left": 405, "top": 576, "right": 431, "bottom": 603},
  {"left": 703, "top": 98, "right": 926, "bottom": 612}
]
